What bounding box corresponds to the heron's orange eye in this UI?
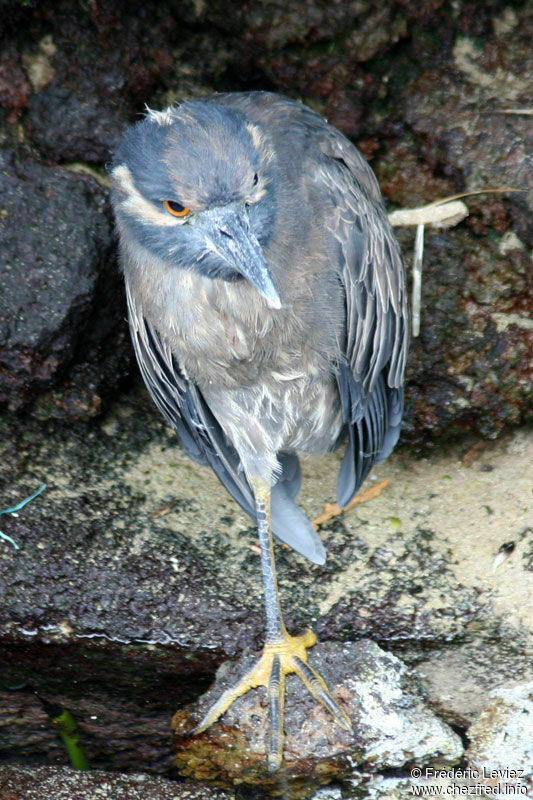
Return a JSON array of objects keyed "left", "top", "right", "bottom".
[{"left": 164, "top": 200, "right": 191, "bottom": 218}]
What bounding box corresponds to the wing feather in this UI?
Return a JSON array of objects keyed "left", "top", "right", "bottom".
[
  {"left": 316, "top": 130, "right": 409, "bottom": 507},
  {"left": 125, "top": 282, "right": 256, "bottom": 516}
]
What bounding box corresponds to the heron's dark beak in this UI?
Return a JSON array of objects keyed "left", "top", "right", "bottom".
[{"left": 200, "top": 206, "right": 281, "bottom": 310}]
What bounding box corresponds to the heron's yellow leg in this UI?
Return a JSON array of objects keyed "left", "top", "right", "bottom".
[{"left": 192, "top": 479, "right": 352, "bottom": 772}]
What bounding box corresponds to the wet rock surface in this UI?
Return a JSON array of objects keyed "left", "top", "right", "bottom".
[{"left": 27, "top": 84, "right": 128, "bottom": 165}]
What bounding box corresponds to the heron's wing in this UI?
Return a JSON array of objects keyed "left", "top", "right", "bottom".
[
  {"left": 317, "top": 131, "right": 409, "bottom": 507},
  {"left": 125, "top": 282, "right": 256, "bottom": 518}
]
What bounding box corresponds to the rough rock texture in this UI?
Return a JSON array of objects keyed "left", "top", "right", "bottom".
[
  {"left": 384, "top": 2, "right": 533, "bottom": 446},
  {"left": 0, "top": 42, "right": 31, "bottom": 124},
  {"left": 0, "top": 150, "right": 132, "bottom": 418},
  {"left": 0, "top": 399, "right": 531, "bottom": 793},
  {"left": 415, "top": 642, "right": 533, "bottom": 729},
  {"left": 0, "top": 765, "right": 235, "bottom": 800},
  {"left": 173, "top": 640, "right": 462, "bottom": 794},
  {"left": 27, "top": 84, "right": 128, "bottom": 165},
  {"left": 466, "top": 682, "right": 533, "bottom": 791}
]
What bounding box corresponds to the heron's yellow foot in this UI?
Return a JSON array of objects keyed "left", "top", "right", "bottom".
[{"left": 192, "top": 628, "right": 352, "bottom": 772}]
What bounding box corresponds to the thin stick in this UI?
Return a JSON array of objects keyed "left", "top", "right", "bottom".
[{"left": 412, "top": 223, "right": 425, "bottom": 337}]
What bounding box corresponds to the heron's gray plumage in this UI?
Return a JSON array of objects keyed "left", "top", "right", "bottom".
[{"left": 112, "top": 91, "right": 408, "bottom": 565}]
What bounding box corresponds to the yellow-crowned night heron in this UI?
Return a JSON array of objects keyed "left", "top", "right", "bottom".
[{"left": 111, "top": 91, "right": 408, "bottom": 771}]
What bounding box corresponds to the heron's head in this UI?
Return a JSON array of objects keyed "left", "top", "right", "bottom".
[{"left": 111, "top": 99, "right": 281, "bottom": 309}]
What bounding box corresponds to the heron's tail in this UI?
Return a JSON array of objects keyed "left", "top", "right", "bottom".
[{"left": 271, "top": 453, "right": 326, "bottom": 565}]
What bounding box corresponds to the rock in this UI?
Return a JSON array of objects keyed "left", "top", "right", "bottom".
[
  {"left": 172, "top": 640, "right": 462, "bottom": 793},
  {"left": 0, "top": 400, "right": 258, "bottom": 775},
  {"left": 404, "top": 11, "right": 533, "bottom": 219},
  {"left": 399, "top": 223, "right": 532, "bottom": 445},
  {"left": 416, "top": 643, "right": 533, "bottom": 728},
  {"left": 0, "top": 149, "right": 132, "bottom": 418},
  {"left": 348, "top": 680, "right": 533, "bottom": 797},
  {"left": 27, "top": 83, "right": 127, "bottom": 164},
  {"left": 174, "top": 1, "right": 435, "bottom": 139},
  {"left": 315, "top": 521, "right": 482, "bottom": 646},
  {"left": 375, "top": 3, "right": 533, "bottom": 446},
  {"left": 0, "top": 43, "right": 31, "bottom": 124},
  {"left": 0, "top": 403, "right": 531, "bottom": 777},
  {"left": 466, "top": 681, "right": 533, "bottom": 792},
  {"left": 0, "top": 764, "right": 235, "bottom": 800}
]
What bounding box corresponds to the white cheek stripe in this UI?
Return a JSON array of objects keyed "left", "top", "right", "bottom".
[{"left": 112, "top": 164, "right": 185, "bottom": 228}]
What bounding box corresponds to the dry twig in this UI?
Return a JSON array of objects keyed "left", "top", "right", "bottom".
[{"left": 312, "top": 478, "right": 391, "bottom": 529}]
